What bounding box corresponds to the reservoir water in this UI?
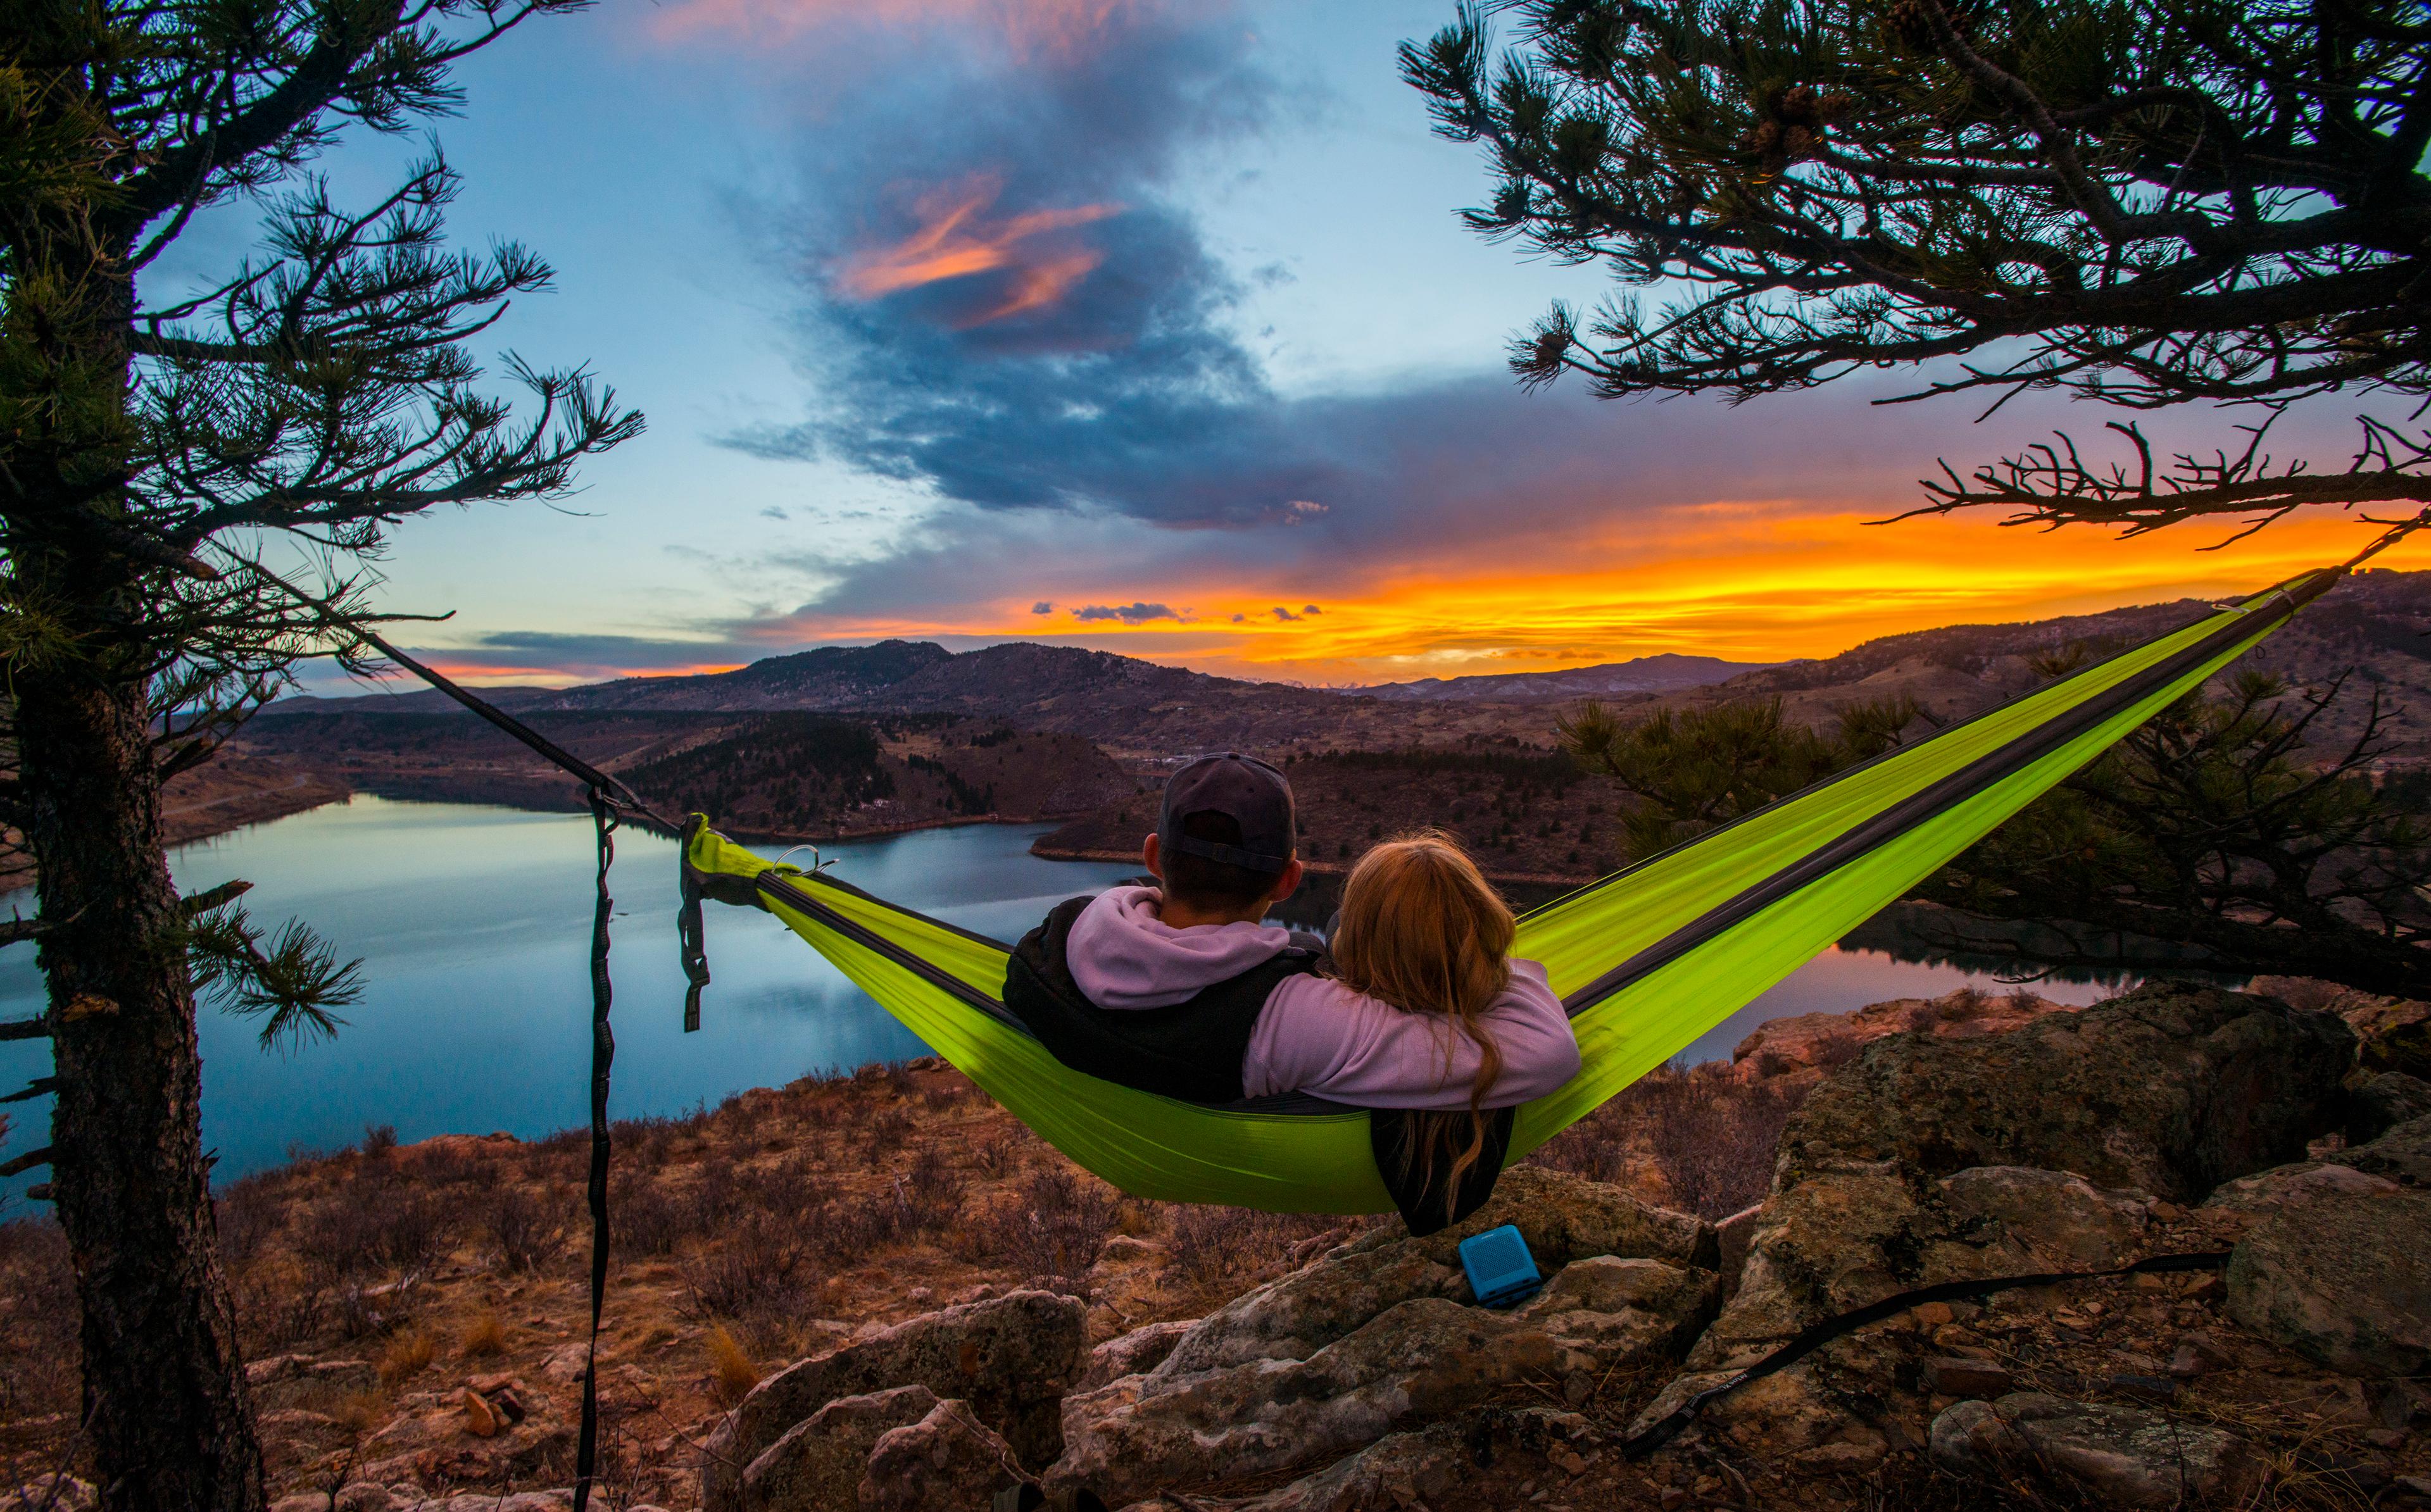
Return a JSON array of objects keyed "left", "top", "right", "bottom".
[{"left": 0, "top": 797, "right": 2136, "bottom": 1204}]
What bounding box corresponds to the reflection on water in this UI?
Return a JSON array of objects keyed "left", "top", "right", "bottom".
[
  {"left": 0, "top": 798, "right": 2204, "bottom": 1200},
  {"left": 0, "top": 798, "right": 1138, "bottom": 1199}
]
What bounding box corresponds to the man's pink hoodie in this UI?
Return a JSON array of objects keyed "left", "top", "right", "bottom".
[{"left": 1064, "top": 884, "right": 1580, "bottom": 1109}]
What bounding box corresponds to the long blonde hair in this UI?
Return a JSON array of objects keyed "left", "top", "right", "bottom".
[{"left": 1327, "top": 831, "right": 1515, "bottom": 1220}]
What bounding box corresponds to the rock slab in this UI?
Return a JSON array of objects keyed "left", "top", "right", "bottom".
[
  {"left": 701, "top": 1290, "right": 1086, "bottom": 1511},
  {"left": 1778, "top": 983, "right": 2352, "bottom": 1201},
  {"left": 1930, "top": 1392, "right": 2263, "bottom": 1508}
]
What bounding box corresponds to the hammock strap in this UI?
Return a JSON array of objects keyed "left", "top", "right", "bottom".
[
  {"left": 292, "top": 618, "right": 643, "bottom": 1512},
  {"left": 1615, "top": 1248, "right": 2233, "bottom": 1459},
  {"left": 572, "top": 790, "right": 619, "bottom": 1512}
]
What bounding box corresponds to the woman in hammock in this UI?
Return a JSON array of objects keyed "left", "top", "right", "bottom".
[{"left": 1003, "top": 754, "right": 1578, "bottom": 1207}]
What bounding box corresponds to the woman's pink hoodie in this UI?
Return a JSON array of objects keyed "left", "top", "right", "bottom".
[{"left": 1063, "top": 884, "right": 1581, "bottom": 1109}]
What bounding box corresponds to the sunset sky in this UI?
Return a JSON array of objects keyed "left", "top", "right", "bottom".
[{"left": 157, "top": 0, "right": 2429, "bottom": 689}]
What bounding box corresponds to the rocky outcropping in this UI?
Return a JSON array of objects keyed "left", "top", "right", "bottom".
[
  {"left": 1623, "top": 984, "right": 2362, "bottom": 1485},
  {"left": 694, "top": 982, "right": 2424, "bottom": 1512},
  {"left": 700, "top": 1290, "right": 1086, "bottom": 1511},
  {"left": 1776, "top": 983, "right": 2353, "bottom": 1199},
  {"left": 1050, "top": 1166, "right": 1716, "bottom": 1507}
]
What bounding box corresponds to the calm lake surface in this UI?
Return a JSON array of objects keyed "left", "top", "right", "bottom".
[{"left": 0, "top": 797, "right": 2136, "bottom": 1202}]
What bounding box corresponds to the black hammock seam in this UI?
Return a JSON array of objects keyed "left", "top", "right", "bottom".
[{"left": 1557, "top": 575, "right": 2327, "bottom": 1018}]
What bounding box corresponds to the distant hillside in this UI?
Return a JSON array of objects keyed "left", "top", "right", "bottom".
[
  {"left": 1359, "top": 653, "right": 1780, "bottom": 702},
  {"left": 230, "top": 710, "right": 1134, "bottom": 841},
  {"left": 259, "top": 569, "right": 2431, "bottom": 768}
]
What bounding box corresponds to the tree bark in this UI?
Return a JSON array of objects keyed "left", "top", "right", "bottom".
[{"left": 19, "top": 663, "right": 267, "bottom": 1511}]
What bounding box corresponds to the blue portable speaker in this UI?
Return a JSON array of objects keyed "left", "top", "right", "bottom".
[{"left": 1458, "top": 1224, "right": 1542, "bottom": 1308}]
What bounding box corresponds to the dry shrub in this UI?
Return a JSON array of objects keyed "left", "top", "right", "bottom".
[
  {"left": 883, "top": 1061, "right": 918, "bottom": 1099},
  {"left": 377, "top": 1326, "right": 434, "bottom": 1385},
  {"left": 860, "top": 1106, "right": 917, "bottom": 1159},
  {"left": 903, "top": 1148, "right": 967, "bottom": 1232},
  {"left": 1531, "top": 1100, "right": 1635, "bottom": 1187},
  {"left": 1633, "top": 1062, "right": 1807, "bottom": 1219},
  {"left": 1163, "top": 1206, "right": 1346, "bottom": 1288},
  {"left": 459, "top": 1309, "right": 506, "bottom": 1358},
  {"left": 612, "top": 1175, "right": 691, "bottom": 1258},
  {"left": 293, "top": 1196, "right": 385, "bottom": 1282},
  {"left": 610, "top": 1111, "right": 681, "bottom": 1165},
  {"left": 681, "top": 1211, "right": 819, "bottom": 1346},
  {"left": 294, "top": 1187, "right": 453, "bottom": 1283},
  {"left": 705, "top": 1326, "right": 762, "bottom": 1406},
  {"left": 738, "top": 1153, "right": 824, "bottom": 1217},
  {"left": 215, "top": 1173, "right": 279, "bottom": 1268},
  {"left": 1530, "top": 1059, "right": 1811, "bottom": 1220},
  {"left": 972, "top": 1132, "right": 1026, "bottom": 1180},
  {"left": 0, "top": 1218, "right": 79, "bottom": 1420},
  {"left": 410, "top": 1141, "right": 493, "bottom": 1187},
  {"left": 982, "top": 1166, "right": 1121, "bottom": 1279},
  {"left": 360, "top": 1123, "right": 399, "bottom": 1158},
  {"left": 487, "top": 1186, "right": 561, "bottom": 1274}
]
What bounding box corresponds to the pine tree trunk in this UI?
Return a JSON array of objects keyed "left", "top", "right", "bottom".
[{"left": 18, "top": 664, "right": 267, "bottom": 1510}]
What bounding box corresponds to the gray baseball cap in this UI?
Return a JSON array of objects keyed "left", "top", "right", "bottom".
[{"left": 1159, "top": 753, "right": 1295, "bottom": 873}]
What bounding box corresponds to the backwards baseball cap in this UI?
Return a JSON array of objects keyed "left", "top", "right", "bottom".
[{"left": 1159, "top": 753, "right": 1295, "bottom": 875}]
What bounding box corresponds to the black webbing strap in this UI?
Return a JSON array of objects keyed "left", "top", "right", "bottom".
[
  {"left": 281, "top": 611, "right": 650, "bottom": 1512},
  {"left": 1614, "top": 1247, "right": 2233, "bottom": 1458},
  {"left": 572, "top": 790, "right": 619, "bottom": 1512}
]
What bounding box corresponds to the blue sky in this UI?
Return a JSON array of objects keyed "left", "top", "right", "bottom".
[{"left": 151, "top": 0, "right": 2424, "bottom": 690}]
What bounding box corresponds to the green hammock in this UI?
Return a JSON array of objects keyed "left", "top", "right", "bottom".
[{"left": 681, "top": 570, "right": 2337, "bottom": 1215}]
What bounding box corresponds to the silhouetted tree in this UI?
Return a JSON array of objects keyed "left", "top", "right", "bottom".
[
  {"left": 1405, "top": 0, "right": 2431, "bottom": 542},
  {"left": 0, "top": 1, "right": 639, "bottom": 1504}
]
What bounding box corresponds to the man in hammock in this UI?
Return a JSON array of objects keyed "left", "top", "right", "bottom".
[{"left": 1001, "top": 753, "right": 1578, "bottom": 1123}]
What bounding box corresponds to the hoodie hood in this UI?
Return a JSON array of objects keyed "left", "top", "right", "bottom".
[{"left": 1064, "top": 884, "right": 1292, "bottom": 1010}]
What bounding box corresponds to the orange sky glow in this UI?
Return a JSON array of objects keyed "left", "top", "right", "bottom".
[{"left": 764, "top": 507, "right": 2428, "bottom": 685}]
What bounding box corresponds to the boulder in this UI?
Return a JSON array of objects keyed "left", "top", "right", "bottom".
[
  {"left": 701, "top": 1290, "right": 1087, "bottom": 1511},
  {"left": 2347, "top": 1072, "right": 2431, "bottom": 1144},
  {"left": 1155, "top": 1166, "right": 1711, "bottom": 1380},
  {"left": 1930, "top": 1392, "right": 2263, "bottom": 1508},
  {"left": 2227, "top": 1178, "right": 2431, "bottom": 1375},
  {"left": 1778, "top": 983, "right": 2352, "bottom": 1201},
  {"left": 738, "top": 1385, "right": 939, "bottom": 1512},
  {"left": 1689, "top": 1164, "right": 2150, "bottom": 1374},
  {"left": 856, "top": 1400, "right": 1022, "bottom": 1512},
  {"left": 1046, "top": 1172, "right": 1717, "bottom": 1508},
  {"left": 1074, "top": 1320, "right": 1196, "bottom": 1392},
  {"left": 2329, "top": 1112, "right": 2431, "bottom": 1188}
]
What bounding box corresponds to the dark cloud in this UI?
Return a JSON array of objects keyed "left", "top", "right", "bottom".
[
  {"left": 1270, "top": 606, "right": 1301, "bottom": 621},
  {"left": 1072, "top": 601, "right": 1181, "bottom": 623},
  {"left": 1302, "top": 604, "right": 1322, "bottom": 615},
  {"left": 759, "top": 505, "right": 789, "bottom": 520},
  {"left": 1031, "top": 600, "right": 1055, "bottom": 614}
]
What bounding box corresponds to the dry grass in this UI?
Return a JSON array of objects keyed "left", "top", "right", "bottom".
[
  {"left": 705, "top": 1326, "right": 762, "bottom": 1406},
  {"left": 375, "top": 1326, "right": 434, "bottom": 1386},
  {"left": 457, "top": 1309, "right": 506, "bottom": 1359}
]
